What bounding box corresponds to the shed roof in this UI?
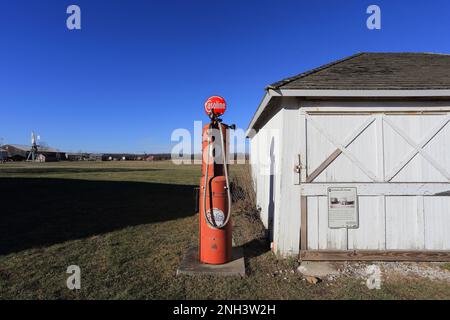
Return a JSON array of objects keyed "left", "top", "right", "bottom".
[
  {"left": 247, "top": 52, "right": 450, "bottom": 135},
  {"left": 268, "top": 52, "right": 450, "bottom": 90}
]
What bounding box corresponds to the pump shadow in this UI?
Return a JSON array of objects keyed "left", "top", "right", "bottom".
[
  {"left": 239, "top": 238, "right": 270, "bottom": 260},
  {"left": 0, "top": 177, "right": 196, "bottom": 255},
  {"left": 234, "top": 238, "right": 270, "bottom": 276}
]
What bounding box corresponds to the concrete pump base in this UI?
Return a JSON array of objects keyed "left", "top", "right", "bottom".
[{"left": 176, "top": 246, "right": 245, "bottom": 277}]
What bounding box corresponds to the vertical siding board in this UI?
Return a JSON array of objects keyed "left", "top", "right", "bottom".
[
  {"left": 307, "top": 197, "right": 319, "bottom": 250},
  {"left": 261, "top": 111, "right": 282, "bottom": 248},
  {"left": 376, "top": 114, "right": 385, "bottom": 182},
  {"left": 299, "top": 111, "right": 307, "bottom": 182},
  {"left": 251, "top": 100, "right": 450, "bottom": 256},
  {"left": 317, "top": 196, "right": 327, "bottom": 249},
  {"left": 381, "top": 195, "right": 387, "bottom": 250},
  {"left": 417, "top": 196, "right": 426, "bottom": 250}
]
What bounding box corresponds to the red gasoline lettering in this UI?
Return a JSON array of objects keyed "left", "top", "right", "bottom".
[{"left": 204, "top": 95, "right": 226, "bottom": 116}]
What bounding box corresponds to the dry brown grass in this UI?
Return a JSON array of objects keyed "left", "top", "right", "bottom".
[
  {"left": 230, "top": 164, "right": 259, "bottom": 221},
  {"left": 229, "top": 164, "right": 267, "bottom": 250}
]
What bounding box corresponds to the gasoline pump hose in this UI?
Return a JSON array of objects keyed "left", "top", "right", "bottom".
[
  {"left": 202, "top": 121, "right": 232, "bottom": 229},
  {"left": 202, "top": 123, "right": 212, "bottom": 227},
  {"left": 218, "top": 122, "right": 232, "bottom": 227}
]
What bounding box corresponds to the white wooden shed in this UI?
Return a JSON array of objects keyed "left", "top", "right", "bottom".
[{"left": 247, "top": 53, "right": 450, "bottom": 261}]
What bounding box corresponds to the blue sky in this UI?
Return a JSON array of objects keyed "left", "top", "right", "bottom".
[{"left": 1, "top": 0, "right": 450, "bottom": 153}]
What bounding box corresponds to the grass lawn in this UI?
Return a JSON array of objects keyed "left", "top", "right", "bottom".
[{"left": 0, "top": 161, "right": 449, "bottom": 299}]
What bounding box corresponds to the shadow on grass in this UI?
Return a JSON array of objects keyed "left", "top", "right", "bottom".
[
  {"left": 240, "top": 238, "right": 270, "bottom": 261},
  {"left": 0, "top": 168, "right": 161, "bottom": 175},
  {"left": 0, "top": 178, "right": 196, "bottom": 255}
]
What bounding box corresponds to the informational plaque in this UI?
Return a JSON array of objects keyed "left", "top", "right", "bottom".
[{"left": 328, "top": 187, "right": 359, "bottom": 229}]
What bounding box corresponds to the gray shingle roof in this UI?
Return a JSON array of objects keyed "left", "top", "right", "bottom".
[{"left": 268, "top": 52, "right": 450, "bottom": 90}]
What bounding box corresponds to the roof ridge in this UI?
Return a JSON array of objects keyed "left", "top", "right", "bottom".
[
  {"left": 266, "top": 52, "right": 366, "bottom": 90},
  {"left": 363, "top": 51, "right": 450, "bottom": 55}
]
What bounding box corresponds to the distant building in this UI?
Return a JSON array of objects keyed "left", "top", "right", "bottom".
[
  {"left": 101, "top": 153, "right": 146, "bottom": 161},
  {"left": 0, "top": 148, "right": 7, "bottom": 162},
  {"left": 2, "top": 144, "right": 64, "bottom": 161},
  {"left": 88, "top": 153, "right": 103, "bottom": 161},
  {"left": 35, "top": 154, "right": 52, "bottom": 162},
  {"left": 65, "top": 153, "right": 85, "bottom": 161}
]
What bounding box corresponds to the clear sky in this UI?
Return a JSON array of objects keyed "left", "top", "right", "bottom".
[{"left": 1, "top": 0, "right": 450, "bottom": 153}]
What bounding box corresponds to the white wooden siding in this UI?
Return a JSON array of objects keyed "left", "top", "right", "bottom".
[
  {"left": 348, "top": 196, "right": 386, "bottom": 250},
  {"left": 251, "top": 99, "right": 450, "bottom": 256},
  {"left": 250, "top": 110, "right": 283, "bottom": 231},
  {"left": 250, "top": 98, "right": 301, "bottom": 255},
  {"left": 303, "top": 102, "right": 450, "bottom": 252},
  {"left": 424, "top": 197, "right": 450, "bottom": 250},
  {"left": 385, "top": 196, "right": 425, "bottom": 250},
  {"left": 306, "top": 195, "right": 450, "bottom": 250},
  {"left": 277, "top": 104, "right": 302, "bottom": 254}
]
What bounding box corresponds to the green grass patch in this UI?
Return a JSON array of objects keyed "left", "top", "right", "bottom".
[{"left": 441, "top": 263, "right": 450, "bottom": 271}]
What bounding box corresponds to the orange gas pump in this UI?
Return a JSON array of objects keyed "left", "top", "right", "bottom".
[{"left": 199, "top": 96, "right": 234, "bottom": 264}]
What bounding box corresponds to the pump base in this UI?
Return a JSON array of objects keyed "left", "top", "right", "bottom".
[{"left": 177, "top": 246, "right": 245, "bottom": 277}]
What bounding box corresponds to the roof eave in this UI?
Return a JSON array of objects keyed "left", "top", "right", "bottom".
[
  {"left": 246, "top": 89, "right": 450, "bottom": 136},
  {"left": 272, "top": 89, "right": 450, "bottom": 97},
  {"left": 246, "top": 91, "right": 272, "bottom": 138}
]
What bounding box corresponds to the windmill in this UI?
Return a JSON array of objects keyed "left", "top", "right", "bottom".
[{"left": 26, "top": 131, "right": 40, "bottom": 161}]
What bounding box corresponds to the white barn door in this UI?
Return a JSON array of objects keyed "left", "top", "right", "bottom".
[{"left": 301, "top": 112, "right": 450, "bottom": 252}]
